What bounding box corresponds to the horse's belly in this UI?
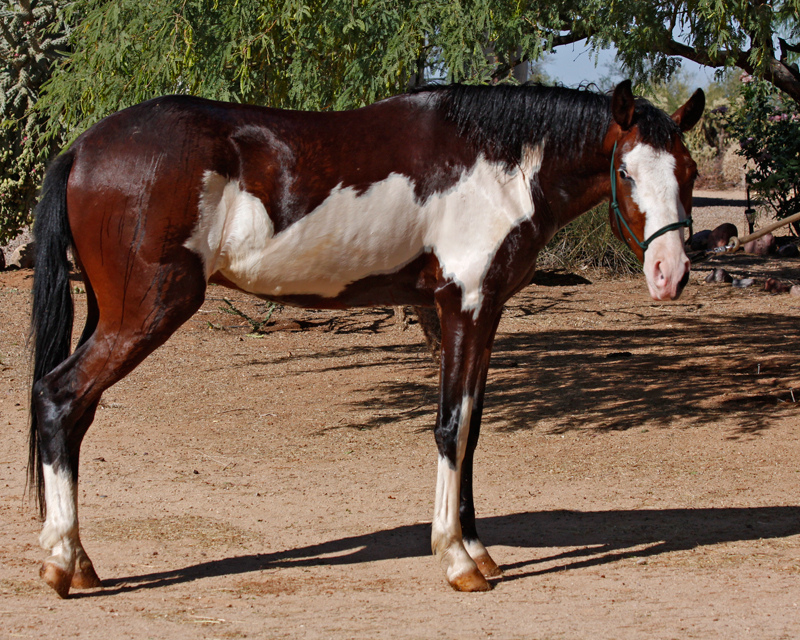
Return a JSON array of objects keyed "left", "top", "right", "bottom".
[{"left": 186, "top": 162, "right": 535, "bottom": 311}]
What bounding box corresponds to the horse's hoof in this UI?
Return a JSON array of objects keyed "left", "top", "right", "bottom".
[
  {"left": 474, "top": 553, "right": 503, "bottom": 579},
  {"left": 71, "top": 562, "right": 102, "bottom": 590},
  {"left": 40, "top": 562, "right": 72, "bottom": 598},
  {"left": 449, "top": 567, "right": 492, "bottom": 592}
]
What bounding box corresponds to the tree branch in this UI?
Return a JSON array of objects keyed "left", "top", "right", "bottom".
[
  {"left": 779, "top": 37, "right": 800, "bottom": 59},
  {"left": 662, "top": 37, "right": 800, "bottom": 103},
  {"left": 660, "top": 37, "right": 745, "bottom": 69},
  {"left": 550, "top": 29, "right": 594, "bottom": 49}
]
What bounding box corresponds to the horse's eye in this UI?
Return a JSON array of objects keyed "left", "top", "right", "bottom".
[{"left": 618, "top": 167, "right": 632, "bottom": 181}]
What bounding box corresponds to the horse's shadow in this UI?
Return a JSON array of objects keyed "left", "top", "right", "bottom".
[{"left": 76, "top": 506, "right": 800, "bottom": 597}]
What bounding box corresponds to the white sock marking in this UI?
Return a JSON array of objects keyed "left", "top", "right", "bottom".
[
  {"left": 40, "top": 464, "right": 78, "bottom": 569},
  {"left": 432, "top": 395, "right": 476, "bottom": 580}
]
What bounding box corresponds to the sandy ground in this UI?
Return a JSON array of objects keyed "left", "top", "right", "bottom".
[{"left": 1, "top": 190, "right": 800, "bottom": 639}]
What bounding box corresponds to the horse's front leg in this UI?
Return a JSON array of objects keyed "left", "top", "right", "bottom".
[
  {"left": 459, "top": 314, "right": 503, "bottom": 579},
  {"left": 431, "top": 304, "right": 501, "bottom": 592}
]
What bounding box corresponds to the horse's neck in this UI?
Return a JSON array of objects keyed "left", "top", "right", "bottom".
[{"left": 539, "top": 151, "right": 610, "bottom": 232}]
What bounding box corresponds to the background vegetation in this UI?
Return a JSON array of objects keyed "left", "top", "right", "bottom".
[{"left": 2, "top": 0, "right": 799, "bottom": 258}]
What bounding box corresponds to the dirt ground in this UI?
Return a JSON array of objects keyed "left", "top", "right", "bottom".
[{"left": 1, "top": 190, "right": 800, "bottom": 639}]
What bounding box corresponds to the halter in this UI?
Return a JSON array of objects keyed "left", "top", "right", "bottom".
[{"left": 610, "top": 141, "right": 692, "bottom": 254}]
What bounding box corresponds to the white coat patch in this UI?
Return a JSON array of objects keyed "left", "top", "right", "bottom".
[{"left": 185, "top": 150, "right": 542, "bottom": 315}]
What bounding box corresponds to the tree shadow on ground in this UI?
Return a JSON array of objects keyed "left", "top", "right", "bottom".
[
  {"left": 693, "top": 252, "right": 800, "bottom": 281},
  {"left": 271, "top": 308, "right": 799, "bottom": 437},
  {"left": 77, "top": 505, "right": 800, "bottom": 597}
]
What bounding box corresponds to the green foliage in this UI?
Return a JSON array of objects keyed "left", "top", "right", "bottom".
[
  {"left": 37, "top": 0, "right": 555, "bottom": 140},
  {"left": 4, "top": 0, "right": 800, "bottom": 250},
  {"left": 33, "top": 0, "right": 800, "bottom": 148},
  {"left": 730, "top": 77, "right": 800, "bottom": 231},
  {"left": 645, "top": 70, "right": 741, "bottom": 187},
  {"left": 595, "top": 1, "right": 791, "bottom": 78},
  {"left": 0, "top": 0, "right": 69, "bottom": 244},
  {"left": 541, "top": 204, "right": 639, "bottom": 275}
]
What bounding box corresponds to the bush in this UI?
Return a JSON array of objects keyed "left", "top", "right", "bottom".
[
  {"left": 730, "top": 76, "right": 800, "bottom": 233},
  {"left": 0, "top": 0, "right": 71, "bottom": 245},
  {"left": 539, "top": 204, "right": 639, "bottom": 275}
]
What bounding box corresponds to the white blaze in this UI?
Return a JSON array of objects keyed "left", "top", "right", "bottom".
[{"left": 622, "top": 144, "right": 690, "bottom": 300}]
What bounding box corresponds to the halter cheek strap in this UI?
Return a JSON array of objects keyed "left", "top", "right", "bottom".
[{"left": 610, "top": 141, "right": 692, "bottom": 254}]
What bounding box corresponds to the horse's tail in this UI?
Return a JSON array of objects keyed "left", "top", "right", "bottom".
[{"left": 29, "top": 151, "right": 76, "bottom": 516}]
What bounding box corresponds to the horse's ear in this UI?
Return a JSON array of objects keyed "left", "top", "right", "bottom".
[
  {"left": 672, "top": 88, "right": 706, "bottom": 132},
  {"left": 611, "top": 80, "right": 636, "bottom": 130}
]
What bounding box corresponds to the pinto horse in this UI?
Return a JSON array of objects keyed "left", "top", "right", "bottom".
[{"left": 29, "top": 80, "right": 703, "bottom": 596}]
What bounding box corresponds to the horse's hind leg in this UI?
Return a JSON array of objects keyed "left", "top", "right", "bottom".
[
  {"left": 64, "top": 278, "right": 103, "bottom": 590},
  {"left": 34, "top": 257, "right": 206, "bottom": 598}
]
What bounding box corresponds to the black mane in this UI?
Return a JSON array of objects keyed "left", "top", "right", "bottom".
[{"left": 414, "top": 83, "right": 680, "bottom": 169}]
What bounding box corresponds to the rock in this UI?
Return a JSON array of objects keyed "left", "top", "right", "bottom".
[
  {"left": 689, "top": 229, "right": 711, "bottom": 251},
  {"left": 731, "top": 278, "right": 754, "bottom": 288},
  {"left": 743, "top": 232, "right": 775, "bottom": 255},
  {"left": 707, "top": 223, "right": 738, "bottom": 250},
  {"left": 7, "top": 241, "right": 35, "bottom": 269},
  {"left": 704, "top": 268, "right": 733, "bottom": 283},
  {"left": 778, "top": 243, "right": 800, "bottom": 258},
  {"left": 791, "top": 285, "right": 800, "bottom": 297},
  {"left": 765, "top": 278, "right": 792, "bottom": 293}
]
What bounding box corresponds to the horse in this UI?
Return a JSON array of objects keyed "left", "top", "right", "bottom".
[{"left": 28, "top": 80, "right": 704, "bottom": 597}]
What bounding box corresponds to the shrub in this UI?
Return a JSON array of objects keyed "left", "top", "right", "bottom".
[
  {"left": 540, "top": 204, "right": 639, "bottom": 275},
  {"left": 730, "top": 76, "right": 800, "bottom": 233}
]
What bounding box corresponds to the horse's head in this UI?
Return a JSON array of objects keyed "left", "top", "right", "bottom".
[{"left": 607, "top": 80, "right": 704, "bottom": 301}]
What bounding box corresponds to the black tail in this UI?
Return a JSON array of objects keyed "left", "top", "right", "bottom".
[{"left": 29, "top": 151, "right": 76, "bottom": 516}]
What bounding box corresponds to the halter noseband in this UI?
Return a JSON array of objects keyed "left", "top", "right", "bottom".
[{"left": 610, "top": 141, "right": 692, "bottom": 254}]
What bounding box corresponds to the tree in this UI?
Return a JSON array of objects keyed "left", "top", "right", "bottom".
[
  {"left": 561, "top": 0, "right": 800, "bottom": 103},
  {"left": 731, "top": 76, "right": 800, "bottom": 230},
  {"left": 4, "top": 0, "right": 800, "bottom": 242},
  {"left": 0, "top": 0, "right": 69, "bottom": 244},
  {"left": 39, "top": 1, "right": 800, "bottom": 133},
  {"left": 37, "top": 0, "right": 556, "bottom": 132}
]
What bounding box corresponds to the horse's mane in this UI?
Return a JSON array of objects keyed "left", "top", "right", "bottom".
[{"left": 413, "top": 83, "right": 680, "bottom": 168}]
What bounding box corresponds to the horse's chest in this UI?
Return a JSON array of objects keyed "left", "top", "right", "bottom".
[{"left": 185, "top": 160, "right": 535, "bottom": 311}]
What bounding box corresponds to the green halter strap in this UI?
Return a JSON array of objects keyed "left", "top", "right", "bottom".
[{"left": 610, "top": 141, "right": 692, "bottom": 254}]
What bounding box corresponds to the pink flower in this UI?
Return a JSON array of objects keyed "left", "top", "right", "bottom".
[{"left": 740, "top": 73, "right": 754, "bottom": 83}]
